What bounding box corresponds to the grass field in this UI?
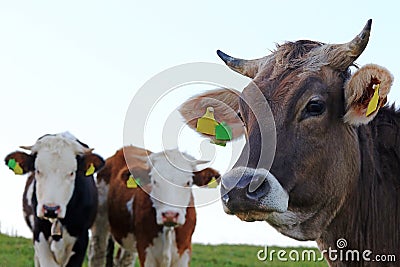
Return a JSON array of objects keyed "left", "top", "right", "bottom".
[{"left": 0, "top": 233, "right": 328, "bottom": 266}]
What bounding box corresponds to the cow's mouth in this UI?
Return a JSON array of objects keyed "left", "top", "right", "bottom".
[
  {"left": 235, "top": 211, "right": 273, "bottom": 222},
  {"left": 163, "top": 222, "right": 179, "bottom": 227}
]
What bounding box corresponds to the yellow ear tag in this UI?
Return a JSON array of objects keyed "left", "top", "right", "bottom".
[
  {"left": 127, "top": 175, "right": 138, "bottom": 189},
  {"left": 366, "top": 84, "right": 380, "bottom": 117},
  {"left": 13, "top": 163, "right": 23, "bottom": 175},
  {"left": 207, "top": 177, "right": 218, "bottom": 188},
  {"left": 196, "top": 107, "right": 219, "bottom": 136},
  {"left": 85, "top": 163, "right": 95, "bottom": 176}
]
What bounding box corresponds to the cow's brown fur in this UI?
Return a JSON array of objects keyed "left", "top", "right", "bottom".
[
  {"left": 180, "top": 23, "right": 398, "bottom": 266},
  {"left": 103, "top": 146, "right": 211, "bottom": 266}
]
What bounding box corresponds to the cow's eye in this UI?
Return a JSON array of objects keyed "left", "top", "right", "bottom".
[
  {"left": 69, "top": 172, "right": 74, "bottom": 176},
  {"left": 305, "top": 99, "right": 326, "bottom": 117},
  {"left": 36, "top": 170, "right": 40, "bottom": 175},
  {"left": 185, "top": 181, "right": 192, "bottom": 187}
]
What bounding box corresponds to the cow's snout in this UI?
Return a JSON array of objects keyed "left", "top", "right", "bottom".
[
  {"left": 220, "top": 167, "right": 289, "bottom": 220},
  {"left": 162, "top": 211, "right": 179, "bottom": 227},
  {"left": 43, "top": 204, "right": 61, "bottom": 219}
]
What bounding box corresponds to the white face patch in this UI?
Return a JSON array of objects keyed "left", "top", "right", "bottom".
[
  {"left": 32, "top": 134, "right": 89, "bottom": 219},
  {"left": 148, "top": 150, "right": 197, "bottom": 226}
]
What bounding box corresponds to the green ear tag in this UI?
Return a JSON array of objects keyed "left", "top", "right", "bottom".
[
  {"left": 7, "top": 159, "right": 17, "bottom": 169},
  {"left": 85, "top": 163, "right": 95, "bottom": 176},
  {"left": 127, "top": 175, "right": 138, "bottom": 189},
  {"left": 207, "top": 177, "right": 218, "bottom": 188},
  {"left": 215, "top": 122, "right": 232, "bottom": 141},
  {"left": 8, "top": 159, "right": 23, "bottom": 175}
]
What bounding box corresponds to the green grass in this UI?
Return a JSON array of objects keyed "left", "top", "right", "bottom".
[{"left": 0, "top": 234, "right": 328, "bottom": 266}]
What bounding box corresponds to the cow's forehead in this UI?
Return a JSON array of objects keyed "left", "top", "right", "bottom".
[
  {"left": 255, "top": 40, "right": 325, "bottom": 81},
  {"left": 35, "top": 147, "right": 78, "bottom": 172},
  {"left": 149, "top": 150, "right": 195, "bottom": 182},
  {"left": 32, "top": 135, "right": 83, "bottom": 172},
  {"left": 241, "top": 40, "right": 347, "bottom": 100}
]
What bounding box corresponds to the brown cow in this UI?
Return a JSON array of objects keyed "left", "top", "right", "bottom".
[
  {"left": 90, "top": 146, "right": 220, "bottom": 267},
  {"left": 179, "top": 20, "right": 399, "bottom": 266}
]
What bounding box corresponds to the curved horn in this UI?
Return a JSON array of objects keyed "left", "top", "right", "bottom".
[
  {"left": 216, "top": 50, "right": 269, "bottom": 78},
  {"left": 326, "top": 19, "right": 372, "bottom": 70}
]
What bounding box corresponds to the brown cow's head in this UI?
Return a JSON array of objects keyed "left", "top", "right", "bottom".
[
  {"left": 179, "top": 20, "right": 394, "bottom": 240},
  {"left": 127, "top": 149, "right": 220, "bottom": 227}
]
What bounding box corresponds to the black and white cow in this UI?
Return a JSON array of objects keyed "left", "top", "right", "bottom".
[{"left": 5, "top": 132, "right": 105, "bottom": 267}]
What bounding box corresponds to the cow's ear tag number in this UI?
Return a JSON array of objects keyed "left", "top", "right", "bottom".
[
  {"left": 8, "top": 158, "right": 23, "bottom": 175},
  {"left": 366, "top": 83, "right": 380, "bottom": 117},
  {"left": 127, "top": 175, "right": 140, "bottom": 188},
  {"left": 196, "top": 107, "right": 219, "bottom": 136},
  {"left": 85, "top": 163, "right": 95, "bottom": 176},
  {"left": 207, "top": 177, "right": 218, "bottom": 188}
]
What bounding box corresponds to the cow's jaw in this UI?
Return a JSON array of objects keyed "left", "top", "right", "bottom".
[
  {"left": 35, "top": 147, "right": 77, "bottom": 219},
  {"left": 220, "top": 167, "right": 327, "bottom": 240}
]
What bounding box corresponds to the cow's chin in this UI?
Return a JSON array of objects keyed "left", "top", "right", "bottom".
[
  {"left": 235, "top": 211, "right": 271, "bottom": 222},
  {"left": 224, "top": 203, "right": 321, "bottom": 240},
  {"left": 222, "top": 202, "right": 279, "bottom": 222}
]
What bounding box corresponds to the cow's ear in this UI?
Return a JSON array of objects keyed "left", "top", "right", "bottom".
[
  {"left": 119, "top": 167, "right": 151, "bottom": 188},
  {"left": 179, "top": 88, "right": 245, "bottom": 141},
  {"left": 193, "top": 167, "right": 220, "bottom": 187},
  {"left": 80, "top": 153, "right": 105, "bottom": 176},
  {"left": 344, "top": 64, "right": 393, "bottom": 125},
  {"left": 4, "top": 151, "right": 35, "bottom": 175}
]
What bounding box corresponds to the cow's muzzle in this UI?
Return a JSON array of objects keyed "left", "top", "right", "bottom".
[
  {"left": 220, "top": 167, "right": 288, "bottom": 221},
  {"left": 43, "top": 204, "right": 61, "bottom": 219},
  {"left": 162, "top": 211, "right": 179, "bottom": 227}
]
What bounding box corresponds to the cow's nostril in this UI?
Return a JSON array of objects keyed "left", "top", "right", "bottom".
[
  {"left": 43, "top": 205, "right": 61, "bottom": 219},
  {"left": 246, "top": 180, "right": 268, "bottom": 200},
  {"left": 221, "top": 194, "right": 229, "bottom": 204}
]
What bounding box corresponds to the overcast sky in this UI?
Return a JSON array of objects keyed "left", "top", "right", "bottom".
[{"left": 0, "top": 1, "right": 399, "bottom": 248}]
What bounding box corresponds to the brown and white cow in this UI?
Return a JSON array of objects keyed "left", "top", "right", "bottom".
[
  {"left": 4, "top": 132, "right": 105, "bottom": 267},
  {"left": 179, "top": 20, "right": 399, "bottom": 266},
  {"left": 90, "top": 146, "right": 220, "bottom": 267}
]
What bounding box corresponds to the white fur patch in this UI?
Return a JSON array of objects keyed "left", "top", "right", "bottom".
[
  {"left": 126, "top": 196, "right": 135, "bottom": 217},
  {"left": 32, "top": 133, "right": 89, "bottom": 219},
  {"left": 144, "top": 227, "right": 186, "bottom": 267},
  {"left": 34, "top": 232, "right": 59, "bottom": 267},
  {"left": 50, "top": 228, "right": 76, "bottom": 265},
  {"left": 148, "top": 150, "right": 198, "bottom": 226},
  {"left": 26, "top": 179, "right": 34, "bottom": 207}
]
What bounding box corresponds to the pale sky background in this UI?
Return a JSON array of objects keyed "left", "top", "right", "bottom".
[{"left": 0, "top": 1, "right": 399, "bottom": 248}]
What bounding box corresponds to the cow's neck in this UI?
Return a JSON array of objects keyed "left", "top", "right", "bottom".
[{"left": 318, "top": 111, "right": 400, "bottom": 266}]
